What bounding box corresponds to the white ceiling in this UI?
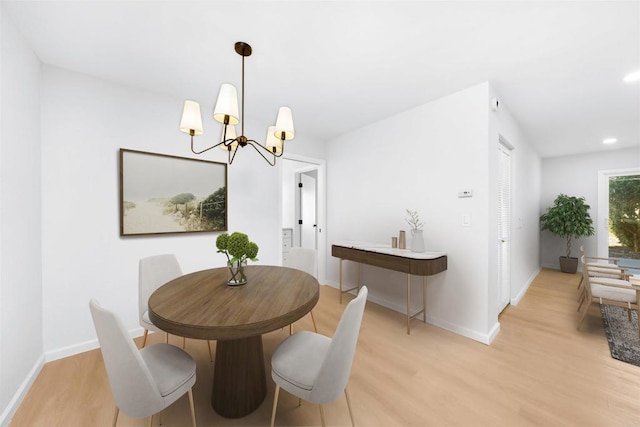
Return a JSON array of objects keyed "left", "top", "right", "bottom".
[{"left": 4, "top": 0, "right": 640, "bottom": 158}]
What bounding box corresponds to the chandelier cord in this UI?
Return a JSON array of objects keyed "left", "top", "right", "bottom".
[{"left": 241, "top": 54, "right": 245, "bottom": 138}]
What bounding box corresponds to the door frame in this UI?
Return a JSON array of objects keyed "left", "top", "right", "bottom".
[
  {"left": 279, "top": 154, "right": 327, "bottom": 285},
  {"left": 597, "top": 167, "right": 640, "bottom": 259}
]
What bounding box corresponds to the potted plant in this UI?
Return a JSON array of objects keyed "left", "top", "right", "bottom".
[
  {"left": 216, "top": 232, "right": 259, "bottom": 286},
  {"left": 540, "top": 194, "right": 595, "bottom": 273},
  {"left": 405, "top": 209, "right": 425, "bottom": 253}
]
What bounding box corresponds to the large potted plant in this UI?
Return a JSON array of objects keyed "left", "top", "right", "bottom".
[{"left": 540, "top": 194, "right": 595, "bottom": 273}]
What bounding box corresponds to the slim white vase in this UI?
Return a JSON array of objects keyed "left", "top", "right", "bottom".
[{"left": 410, "top": 229, "right": 425, "bottom": 253}]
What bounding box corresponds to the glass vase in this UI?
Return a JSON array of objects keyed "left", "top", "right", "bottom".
[{"left": 227, "top": 260, "right": 247, "bottom": 286}]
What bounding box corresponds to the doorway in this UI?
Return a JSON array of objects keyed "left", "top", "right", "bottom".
[
  {"left": 280, "top": 155, "right": 326, "bottom": 284},
  {"left": 498, "top": 137, "right": 514, "bottom": 312},
  {"left": 299, "top": 170, "right": 317, "bottom": 249}
]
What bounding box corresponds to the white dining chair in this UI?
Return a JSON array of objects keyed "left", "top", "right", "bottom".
[
  {"left": 270, "top": 286, "right": 368, "bottom": 427},
  {"left": 90, "top": 299, "right": 197, "bottom": 427},
  {"left": 139, "top": 254, "right": 213, "bottom": 361},
  {"left": 283, "top": 247, "right": 319, "bottom": 333}
]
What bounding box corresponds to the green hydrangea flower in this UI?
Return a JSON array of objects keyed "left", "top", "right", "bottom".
[
  {"left": 216, "top": 231, "right": 259, "bottom": 265},
  {"left": 246, "top": 241, "right": 259, "bottom": 261},
  {"left": 216, "top": 233, "right": 229, "bottom": 251},
  {"left": 227, "top": 232, "right": 249, "bottom": 260}
]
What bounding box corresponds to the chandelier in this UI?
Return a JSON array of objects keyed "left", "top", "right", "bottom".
[{"left": 179, "top": 42, "right": 295, "bottom": 166}]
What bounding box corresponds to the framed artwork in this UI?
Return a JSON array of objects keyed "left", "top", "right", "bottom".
[{"left": 119, "top": 149, "right": 227, "bottom": 236}]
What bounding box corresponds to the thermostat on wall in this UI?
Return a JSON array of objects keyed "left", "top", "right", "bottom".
[{"left": 458, "top": 190, "right": 473, "bottom": 198}]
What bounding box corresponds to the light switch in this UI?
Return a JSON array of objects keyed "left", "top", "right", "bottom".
[{"left": 462, "top": 214, "right": 471, "bottom": 227}]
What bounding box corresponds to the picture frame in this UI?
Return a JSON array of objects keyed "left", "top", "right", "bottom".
[{"left": 119, "top": 149, "right": 227, "bottom": 236}]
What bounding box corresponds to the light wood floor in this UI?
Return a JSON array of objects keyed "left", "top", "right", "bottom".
[{"left": 10, "top": 268, "right": 640, "bottom": 426}]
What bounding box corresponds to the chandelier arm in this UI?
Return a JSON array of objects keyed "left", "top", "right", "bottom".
[
  {"left": 190, "top": 135, "right": 226, "bottom": 155},
  {"left": 228, "top": 145, "right": 239, "bottom": 164},
  {"left": 246, "top": 140, "right": 276, "bottom": 166}
]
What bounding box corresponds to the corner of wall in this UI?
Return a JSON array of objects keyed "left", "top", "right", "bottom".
[{"left": 0, "top": 355, "right": 44, "bottom": 427}]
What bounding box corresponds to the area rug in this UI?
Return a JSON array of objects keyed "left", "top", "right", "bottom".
[{"left": 600, "top": 304, "right": 640, "bottom": 367}]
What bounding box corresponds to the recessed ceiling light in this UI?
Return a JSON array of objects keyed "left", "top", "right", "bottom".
[
  {"left": 603, "top": 138, "right": 618, "bottom": 144},
  {"left": 624, "top": 70, "right": 640, "bottom": 82}
]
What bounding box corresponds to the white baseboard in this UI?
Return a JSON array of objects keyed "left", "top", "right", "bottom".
[
  {"left": 45, "top": 326, "right": 145, "bottom": 362},
  {"left": 0, "top": 354, "right": 45, "bottom": 427},
  {"left": 324, "top": 280, "right": 496, "bottom": 345},
  {"left": 511, "top": 267, "right": 541, "bottom": 306}
]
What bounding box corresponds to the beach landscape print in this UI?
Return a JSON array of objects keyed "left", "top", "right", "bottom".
[{"left": 120, "top": 149, "right": 227, "bottom": 236}]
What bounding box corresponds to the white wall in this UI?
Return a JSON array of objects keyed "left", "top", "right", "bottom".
[
  {"left": 488, "top": 88, "right": 542, "bottom": 316},
  {"left": 40, "top": 65, "right": 324, "bottom": 359},
  {"left": 0, "top": 5, "right": 43, "bottom": 424},
  {"left": 540, "top": 147, "right": 640, "bottom": 269},
  {"left": 326, "top": 83, "right": 495, "bottom": 342},
  {"left": 325, "top": 82, "right": 541, "bottom": 343}
]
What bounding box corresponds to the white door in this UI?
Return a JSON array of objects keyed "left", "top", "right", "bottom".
[
  {"left": 300, "top": 172, "right": 317, "bottom": 249},
  {"left": 498, "top": 142, "right": 512, "bottom": 312}
]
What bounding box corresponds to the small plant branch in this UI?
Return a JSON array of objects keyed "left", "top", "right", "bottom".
[{"left": 405, "top": 209, "right": 424, "bottom": 230}]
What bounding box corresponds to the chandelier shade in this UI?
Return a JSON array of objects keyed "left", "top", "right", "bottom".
[
  {"left": 265, "top": 126, "right": 283, "bottom": 154},
  {"left": 213, "top": 83, "right": 240, "bottom": 125},
  {"left": 179, "top": 41, "right": 294, "bottom": 166},
  {"left": 274, "top": 106, "right": 295, "bottom": 140},
  {"left": 179, "top": 100, "right": 204, "bottom": 135}
]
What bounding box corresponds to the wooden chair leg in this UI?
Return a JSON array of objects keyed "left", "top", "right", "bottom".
[
  {"left": 141, "top": 329, "right": 149, "bottom": 348},
  {"left": 319, "top": 404, "right": 327, "bottom": 427},
  {"left": 207, "top": 340, "right": 213, "bottom": 362},
  {"left": 270, "top": 385, "right": 280, "bottom": 427},
  {"left": 577, "top": 290, "right": 585, "bottom": 312},
  {"left": 188, "top": 388, "right": 197, "bottom": 427},
  {"left": 165, "top": 332, "right": 169, "bottom": 344},
  {"left": 112, "top": 407, "right": 119, "bottom": 427},
  {"left": 289, "top": 324, "right": 293, "bottom": 336},
  {"left": 310, "top": 310, "right": 318, "bottom": 333},
  {"left": 182, "top": 336, "right": 186, "bottom": 349},
  {"left": 345, "top": 387, "right": 355, "bottom": 427},
  {"left": 147, "top": 414, "right": 153, "bottom": 427},
  {"left": 577, "top": 301, "right": 590, "bottom": 330},
  {"left": 577, "top": 276, "right": 583, "bottom": 290}
]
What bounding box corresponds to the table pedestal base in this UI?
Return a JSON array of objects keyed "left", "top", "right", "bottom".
[{"left": 212, "top": 336, "right": 267, "bottom": 418}]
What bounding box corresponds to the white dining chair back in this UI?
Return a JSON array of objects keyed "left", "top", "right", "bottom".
[
  {"left": 270, "top": 286, "right": 368, "bottom": 427},
  {"left": 139, "top": 254, "right": 182, "bottom": 345},
  {"left": 283, "top": 247, "right": 319, "bottom": 333},
  {"left": 89, "top": 299, "right": 197, "bottom": 426},
  {"left": 311, "top": 285, "right": 367, "bottom": 403},
  {"left": 284, "top": 247, "right": 318, "bottom": 278}
]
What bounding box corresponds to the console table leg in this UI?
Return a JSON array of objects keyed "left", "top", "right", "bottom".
[
  {"left": 406, "top": 273, "right": 411, "bottom": 335},
  {"left": 423, "top": 276, "right": 427, "bottom": 323},
  {"left": 339, "top": 259, "right": 343, "bottom": 304}
]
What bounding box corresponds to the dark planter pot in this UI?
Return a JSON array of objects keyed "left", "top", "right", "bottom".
[{"left": 559, "top": 256, "right": 578, "bottom": 274}]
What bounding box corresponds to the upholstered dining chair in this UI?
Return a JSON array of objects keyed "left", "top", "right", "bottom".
[
  {"left": 578, "top": 256, "right": 638, "bottom": 335},
  {"left": 139, "top": 254, "right": 213, "bottom": 361},
  {"left": 89, "top": 299, "right": 197, "bottom": 427},
  {"left": 283, "top": 247, "right": 319, "bottom": 333},
  {"left": 270, "top": 286, "right": 368, "bottom": 427},
  {"left": 577, "top": 246, "right": 629, "bottom": 312}
]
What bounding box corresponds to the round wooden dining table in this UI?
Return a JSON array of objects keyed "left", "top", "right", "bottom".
[{"left": 148, "top": 265, "right": 319, "bottom": 419}]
